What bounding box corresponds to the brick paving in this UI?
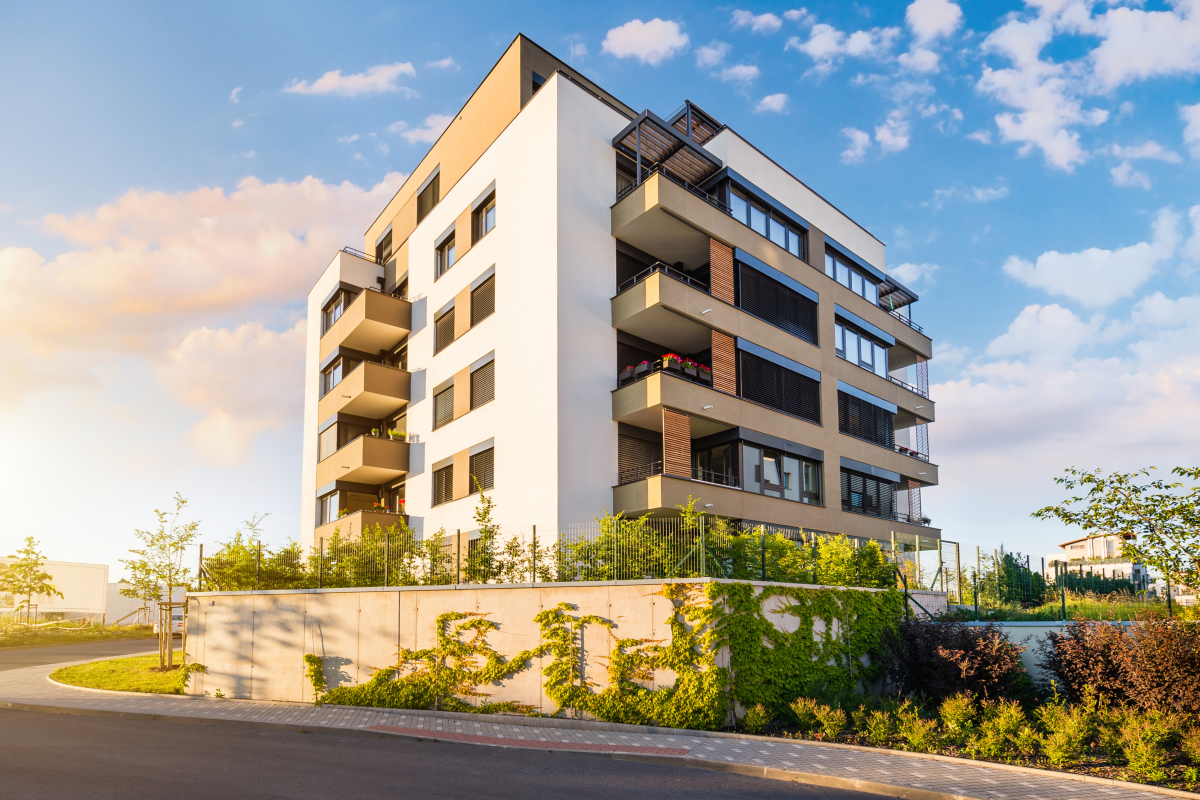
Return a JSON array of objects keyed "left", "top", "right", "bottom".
[{"left": 0, "top": 652, "right": 1184, "bottom": 800}]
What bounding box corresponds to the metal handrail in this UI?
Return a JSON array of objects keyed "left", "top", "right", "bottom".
[
  {"left": 894, "top": 444, "right": 931, "bottom": 462},
  {"left": 618, "top": 461, "right": 664, "bottom": 485},
  {"left": 693, "top": 467, "right": 738, "bottom": 488},
  {"left": 616, "top": 261, "right": 710, "bottom": 295},
  {"left": 342, "top": 246, "right": 377, "bottom": 263},
  {"left": 887, "top": 308, "right": 924, "bottom": 333},
  {"left": 617, "top": 357, "right": 713, "bottom": 389},
  {"left": 887, "top": 375, "right": 930, "bottom": 399},
  {"left": 618, "top": 163, "right": 732, "bottom": 214},
  {"left": 842, "top": 504, "right": 931, "bottom": 526}
]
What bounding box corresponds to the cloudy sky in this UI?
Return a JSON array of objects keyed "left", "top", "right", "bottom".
[{"left": 2, "top": 1, "right": 1199, "bottom": 572}]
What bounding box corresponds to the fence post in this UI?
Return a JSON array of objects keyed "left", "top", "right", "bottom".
[
  {"left": 699, "top": 516, "right": 705, "bottom": 579},
  {"left": 256, "top": 540, "right": 261, "bottom": 591},
  {"left": 1060, "top": 569, "right": 1067, "bottom": 621},
  {"left": 318, "top": 537, "right": 323, "bottom": 589},
  {"left": 973, "top": 572, "right": 979, "bottom": 621},
  {"left": 531, "top": 525, "right": 537, "bottom": 584},
  {"left": 384, "top": 528, "right": 390, "bottom": 588},
  {"left": 197, "top": 544, "right": 203, "bottom": 593},
  {"left": 954, "top": 541, "right": 961, "bottom": 605},
  {"left": 760, "top": 525, "right": 766, "bottom": 581},
  {"left": 456, "top": 530, "right": 461, "bottom": 585}
]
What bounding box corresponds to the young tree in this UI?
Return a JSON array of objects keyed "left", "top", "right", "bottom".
[
  {"left": 120, "top": 493, "right": 200, "bottom": 667},
  {"left": 0, "top": 537, "right": 63, "bottom": 624},
  {"left": 1033, "top": 467, "right": 1200, "bottom": 592}
]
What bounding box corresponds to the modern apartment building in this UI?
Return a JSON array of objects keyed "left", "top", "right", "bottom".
[{"left": 300, "top": 35, "right": 939, "bottom": 550}]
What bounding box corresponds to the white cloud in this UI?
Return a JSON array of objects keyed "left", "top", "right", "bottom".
[
  {"left": 1111, "top": 161, "right": 1151, "bottom": 189},
  {"left": 1085, "top": 2, "right": 1200, "bottom": 92},
  {"left": 986, "top": 304, "right": 1100, "bottom": 364},
  {"left": 231, "top": 119, "right": 244, "bottom": 129},
  {"left": 731, "top": 10, "right": 783, "bottom": 34},
  {"left": 337, "top": 134, "right": 360, "bottom": 144},
  {"left": 569, "top": 42, "right": 588, "bottom": 62},
  {"left": 427, "top": 57, "right": 457, "bottom": 69},
  {"left": 229, "top": 87, "right": 242, "bottom": 104},
  {"left": 967, "top": 129, "right": 992, "bottom": 144},
  {"left": 242, "top": 150, "right": 256, "bottom": 158},
  {"left": 786, "top": 24, "right": 900, "bottom": 76},
  {"left": 1109, "top": 141, "right": 1182, "bottom": 163},
  {"left": 601, "top": 18, "right": 689, "bottom": 66},
  {"left": 784, "top": 8, "right": 814, "bottom": 25},
  {"left": 378, "top": 142, "right": 389, "bottom": 156},
  {"left": 696, "top": 41, "right": 731, "bottom": 68},
  {"left": 841, "top": 127, "right": 872, "bottom": 163},
  {"left": 284, "top": 63, "right": 416, "bottom": 97},
  {"left": 1186, "top": 205, "right": 1200, "bottom": 263},
  {"left": 755, "top": 93, "right": 789, "bottom": 113},
  {"left": 875, "top": 109, "right": 911, "bottom": 153},
  {"left": 928, "top": 182, "right": 1008, "bottom": 209},
  {"left": 890, "top": 262, "right": 940, "bottom": 285},
  {"left": 905, "top": 0, "right": 963, "bottom": 44},
  {"left": 396, "top": 114, "right": 452, "bottom": 144},
  {"left": 1001, "top": 207, "right": 1182, "bottom": 306},
  {"left": 898, "top": 47, "right": 940, "bottom": 74},
  {"left": 719, "top": 64, "right": 760, "bottom": 83},
  {"left": 1183, "top": 102, "right": 1200, "bottom": 160}
]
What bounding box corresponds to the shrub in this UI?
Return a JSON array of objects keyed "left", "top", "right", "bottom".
[
  {"left": 969, "top": 700, "right": 1028, "bottom": 762},
  {"left": 938, "top": 693, "right": 976, "bottom": 746},
  {"left": 899, "top": 716, "right": 940, "bottom": 752},
  {"left": 1036, "top": 619, "right": 1128, "bottom": 705},
  {"left": 790, "top": 697, "right": 821, "bottom": 736},
  {"left": 742, "top": 703, "right": 772, "bottom": 734},
  {"left": 1119, "top": 712, "right": 1181, "bottom": 783},
  {"left": 1120, "top": 614, "right": 1200, "bottom": 716},
  {"left": 815, "top": 704, "right": 847, "bottom": 741},
  {"left": 1035, "top": 699, "right": 1092, "bottom": 767},
  {"left": 1181, "top": 727, "right": 1200, "bottom": 766},
  {"left": 859, "top": 709, "right": 896, "bottom": 747},
  {"left": 882, "top": 618, "right": 1028, "bottom": 702}
]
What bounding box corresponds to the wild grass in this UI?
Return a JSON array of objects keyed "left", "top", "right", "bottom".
[{"left": 0, "top": 620, "right": 155, "bottom": 649}]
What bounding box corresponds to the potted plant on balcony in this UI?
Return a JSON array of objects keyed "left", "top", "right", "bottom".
[
  {"left": 633, "top": 360, "right": 651, "bottom": 377},
  {"left": 697, "top": 363, "right": 712, "bottom": 384},
  {"left": 662, "top": 353, "right": 683, "bottom": 372},
  {"left": 388, "top": 429, "right": 405, "bottom": 441},
  {"left": 371, "top": 428, "right": 380, "bottom": 437},
  {"left": 373, "top": 499, "right": 390, "bottom": 512},
  {"left": 337, "top": 508, "right": 350, "bottom": 519},
  {"left": 682, "top": 358, "right": 699, "bottom": 378},
  {"left": 619, "top": 365, "right": 635, "bottom": 385}
]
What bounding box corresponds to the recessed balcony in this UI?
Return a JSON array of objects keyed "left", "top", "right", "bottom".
[
  {"left": 315, "top": 434, "right": 409, "bottom": 488},
  {"left": 319, "top": 288, "right": 411, "bottom": 362},
  {"left": 317, "top": 362, "right": 410, "bottom": 421},
  {"left": 314, "top": 509, "right": 408, "bottom": 546}
]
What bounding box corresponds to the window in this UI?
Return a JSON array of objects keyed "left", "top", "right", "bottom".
[
  {"left": 729, "top": 188, "right": 806, "bottom": 259},
  {"left": 693, "top": 443, "right": 736, "bottom": 486},
  {"left": 737, "top": 349, "right": 821, "bottom": 424},
  {"left": 417, "top": 172, "right": 440, "bottom": 224},
  {"left": 470, "top": 361, "right": 495, "bottom": 409},
  {"left": 841, "top": 469, "right": 895, "bottom": 519},
  {"left": 432, "top": 465, "right": 454, "bottom": 506},
  {"left": 434, "top": 386, "right": 455, "bottom": 429},
  {"left": 469, "top": 448, "right": 494, "bottom": 493},
  {"left": 737, "top": 265, "right": 818, "bottom": 345},
  {"left": 834, "top": 323, "right": 889, "bottom": 378},
  {"left": 318, "top": 493, "right": 338, "bottom": 525},
  {"left": 825, "top": 253, "right": 880, "bottom": 305},
  {"left": 838, "top": 391, "right": 896, "bottom": 449},
  {"left": 471, "top": 275, "right": 495, "bottom": 326},
  {"left": 318, "top": 426, "right": 338, "bottom": 461},
  {"left": 375, "top": 231, "right": 392, "bottom": 264},
  {"left": 742, "top": 444, "right": 820, "bottom": 504},
  {"left": 321, "top": 289, "right": 357, "bottom": 334},
  {"left": 750, "top": 203, "right": 767, "bottom": 236},
  {"left": 436, "top": 233, "right": 456, "bottom": 279},
  {"left": 473, "top": 193, "right": 496, "bottom": 243},
  {"left": 532, "top": 71, "right": 545, "bottom": 94},
  {"left": 320, "top": 360, "right": 343, "bottom": 397},
  {"left": 435, "top": 307, "right": 455, "bottom": 353}
]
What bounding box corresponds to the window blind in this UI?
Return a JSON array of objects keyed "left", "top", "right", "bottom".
[
  {"left": 470, "top": 361, "right": 495, "bottom": 408},
  {"left": 737, "top": 350, "right": 820, "bottom": 424},
  {"left": 435, "top": 308, "right": 455, "bottom": 353},
  {"left": 434, "top": 386, "right": 454, "bottom": 429},
  {"left": 471, "top": 276, "right": 495, "bottom": 326},
  {"left": 738, "top": 264, "right": 818, "bottom": 345},
  {"left": 469, "top": 448, "right": 494, "bottom": 493},
  {"left": 432, "top": 465, "right": 454, "bottom": 506},
  {"left": 837, "top": 391, "right": 896, "bottom": 449}
]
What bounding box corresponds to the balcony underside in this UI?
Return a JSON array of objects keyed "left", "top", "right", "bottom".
[
  {"left": 315, "top": 436, "right": 409, "bottom": 488},
  {"left": 614, "top": 474, "right": 941, "bottom": 542},
  {"left": 319, "top": 291, "right": 412, "bottom": 362}
]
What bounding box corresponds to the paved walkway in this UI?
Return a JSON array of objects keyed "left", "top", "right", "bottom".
[{"left": 0, "top": 651, "right": 1189, "bottom": 800}]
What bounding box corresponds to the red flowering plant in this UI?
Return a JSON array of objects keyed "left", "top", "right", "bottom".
[
  {"left": 697, "top": 363, "right": 712, "bottom": 374},
  {"left": 662, "top": 353, "right": 683, "bottom": 364},
  {"left": 372, "top": 499, "right": 390, "bottom": 512}
]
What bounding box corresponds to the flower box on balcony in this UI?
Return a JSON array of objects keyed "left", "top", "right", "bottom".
[
  {"left": 662, "top": 354, "right": 683, "bottom": 371},
  {"left": 683, "top": 367, "right": 698, "bottom": 378},
  {"left": 698, "top": 370, "right": 712, "bottom": 384},
  {"left": 634, "top": 362, "right": 650, "bottom": 376}
]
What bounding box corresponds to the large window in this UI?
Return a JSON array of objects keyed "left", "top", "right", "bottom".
[
  {"left": 432, "top": 465, "right": 454, "bottom": 506},
  {"left": 470, "top": 361, "right": 495, "bottom": 409},
  {"left": 469, "top": 448, "right": 494, "bottom": 493},
  {"left": 834, "top": 323, "right": 889, "bottom": 378},
  {"left": 417, "top": 172, "right": 440, "bottom": 224},
  {"left": 825, "top": 253, "right": 879, "bottom": 305},
  {"left": 436, "top": 233, "right": 456, "bottom": 279},
  {"left": 738, "top": 265, "right": 818, "bottom": 345},
  {"left": 320, "top": 356, "right": 359, "bottom": 397},
  {"left": 841, "top": 469, "right": 895, "bottom": 519},
  {"left": 743, "top": 444, "right": 821, "bottom": 504},
  {"left": 730, "top": 189, "right": 805, "bottom": 259},
  {"left": 321, "top": 289, "right": 357, "bottom": 334},
  {"left": 473, "top": 193, "right": 496, "bottom": 243},
  {"left": 375, "top": 231, "right": 392, "bottom": 264},
  {"left": 838, "top": 391, "right": 895, "bottom": 449},
  {"left": 738, "top": 350, "right": 821, "bottom": 424},
  {"left": 471, "top": 275, "right": 495, "bottom": 326},
  {"left": 318, "top": 492, "right": 339, "bottom": 526},
  {"left": 434, "top": 386, "right": 455, "bottom": 429},
  {"left": 693, "top": 442, "right": 737, "bottom": 486},
  {"left": 435, "top": 307, "right": 455, "bottom": 353}
]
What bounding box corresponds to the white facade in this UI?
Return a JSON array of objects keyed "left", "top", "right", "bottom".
[{"left": 0, "top": 558, "right": 108, "bottom": 618}]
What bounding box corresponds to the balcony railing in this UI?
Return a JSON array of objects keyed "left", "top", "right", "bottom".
[
  {"left": 894, "top": 444, "right": 930, "bottom": 462},
  {"left": 887, "top": 308, "right": 924, "bottom": 333},
  {"left": 616, "top": 260, "right": 711, "bottom": 295},
  {"left": 617, "top": 357, "right": 713, "bottom": 390},
  {"left": 342, "top": 246, "right": 377, "bottom": 263},
  {"left": 842, "top": 504, "right": 931, "bottom": 526},
  {"left": 693, "top": 467, "right": 738, "bottom": 488},
  {"left": 888, "top": 375, "right": 930, "bottom": 399},
  {"left": 616, "top": 163, "right": 732, "bottom": 215},
  {"left": 618, "top": 460, "right": 663, "bottom": 485}
]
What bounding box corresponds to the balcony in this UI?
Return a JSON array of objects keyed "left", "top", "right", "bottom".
[
  {"left": 617, "top": 460, "right": 739, "bottom": 488},
  {"left": 319, "top": 288, "right": 411, "bottom": 362},
  {"left": 613, "top": 474, "right": 940, "bottom": 540},
  {"left": 618, "top": 356, "right": 712, "bottom": 390},
  {"left": 317, "top": 361, "right": 410, "bottom": 421},
  {"left": 315, "top": 434, "right": 409, "bottom": 488},
  {"left": 314, "top": 509, "right": 407, "bottom": 546}
]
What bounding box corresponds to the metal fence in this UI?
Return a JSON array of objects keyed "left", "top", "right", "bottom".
[{"left": 198, "top": 521, "right": 948, "bottom": 593}]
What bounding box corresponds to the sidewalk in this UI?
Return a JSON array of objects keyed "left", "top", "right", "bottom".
[{"left": 0, "top": 653, "right": 1189, "bottom": 800}]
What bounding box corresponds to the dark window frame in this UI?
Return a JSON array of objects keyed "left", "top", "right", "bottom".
[
  {"left": 470, "top": 360, "right": 495, "bottom": 409},
  {"left": 435, "top": 307, "right": 456, "bottom": 354},
  {"left": 472, "top": 193, "right": 496, "bottom": 243}
]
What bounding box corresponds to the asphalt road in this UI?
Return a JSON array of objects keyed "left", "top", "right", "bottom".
[
  {"left": 0, "top": 709, "right": 876, "bottom": 800},
  {"left": 0, "top": 638, "right": 157, "bottom": 671}
]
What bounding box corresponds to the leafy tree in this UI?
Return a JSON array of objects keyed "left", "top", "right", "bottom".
[
  {"left": 0, "top": 537, "right": 63, "bottom": 622},
  {"left": 121, "top": 493, "right": 199, "bottom": 667},
  {"left": 1034, "top": 467, "right": 1200, "bottom": 591}
]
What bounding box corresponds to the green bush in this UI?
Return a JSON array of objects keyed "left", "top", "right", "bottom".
[
  {"left": 969, "top": 700, "right": 1028, "bottom": 762},
  {"left": 860, "top": 709, "right": 896, "bottom": 747},
  {"left": 1181, "top": 727, "right": 1200, "bottom": 766},
  {"left": 790, "top": 697, "right": 821, "bottom": 735},
  {"left": 1035, "top": 699, "right": 1092, "bottom": 767},
  {"left": 1119, "top": 712, "right": 1182, "bottom": 783},
  {"left": 815, "top": 704, "right": 847, "bottom": 741},
  {"left": 741, "top": 703, "right": 772, "bottom": 734},
  {"left": 938, "top": 693, "right": 976, "bottom": 746}
]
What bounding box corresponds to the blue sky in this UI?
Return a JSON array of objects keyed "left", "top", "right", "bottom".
[{"left": 2, "top": 1, "right": 1199, "bottom": 573}]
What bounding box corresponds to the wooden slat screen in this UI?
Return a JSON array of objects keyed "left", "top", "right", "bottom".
[
  {"left": 711, "top": 330, "right": 737, "bottom": 394},
  {"left": 616, "top": 251, "right": 649, "bottom": 291},
  {"left": 662, "top": 408, "right": 692, "bottom": 479},
  {"left": 710, "top": 239, "right": 735, "bottom": 305}
]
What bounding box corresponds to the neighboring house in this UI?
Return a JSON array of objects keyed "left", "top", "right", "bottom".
[
  {"left": 1151, "top": 578, "right": 1198, "bottom": 606},
  {"left": 301, "top": 34, "right": 939, "bottom": 550},
  {"left": 106, "top": 583, "right": 190, "bottom": 626},
  {"left": 1044, "top": 533, "right": 1150, "bottom": 592},
  {"left": 0, "top": 558, "right": 108, "bottom": 620}
]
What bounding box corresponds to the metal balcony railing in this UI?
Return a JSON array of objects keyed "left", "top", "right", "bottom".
[
  {"left": 842, "top": 504, "right": 931, "bottom": 526},
  {"left": 888, "top": 375, "right": 930, "bottom": 399},
  {"left": 616, "top": 260, "right": 710, "bottom": 295},
  {"left": 618, "top": 461, "right": 664, "bottom": 485},
  {"left": 887, "top": 308, "right": 924, "bottom": 333},
  {"left": 616, "top": 163, "right": 731, "bottom": 215},
  {"left": 693, "top": 467, "right": 738, "bottom": 488},
  {"left": 342, "top": 246, "right": 377, "bottom": 263},
  {"left": 617, "top": 357, "right": 713, "bottom": 390}
]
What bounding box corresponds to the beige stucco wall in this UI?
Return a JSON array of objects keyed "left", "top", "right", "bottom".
[{"left": 185, "top": 580, "right": 947, "bottom": 708}]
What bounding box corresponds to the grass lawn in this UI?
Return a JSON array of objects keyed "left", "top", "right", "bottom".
[
  {"left": 51, "top": 654, "right": 185, "bottom": 694},
  {"left": 0, "top": 624, "right": 155, "bottom": 649}
]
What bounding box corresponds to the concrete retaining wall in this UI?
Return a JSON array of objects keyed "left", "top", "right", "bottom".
[
  {"left": 184, "top": 579, "right": 947, "bottom": 709},
  {"left": 964, "top": 620, "right": 1134, "bottom": 683}
]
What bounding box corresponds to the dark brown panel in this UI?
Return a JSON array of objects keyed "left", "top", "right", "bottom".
[{"left": 710, "top": 239, "right": 735, "bottom": 305}]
